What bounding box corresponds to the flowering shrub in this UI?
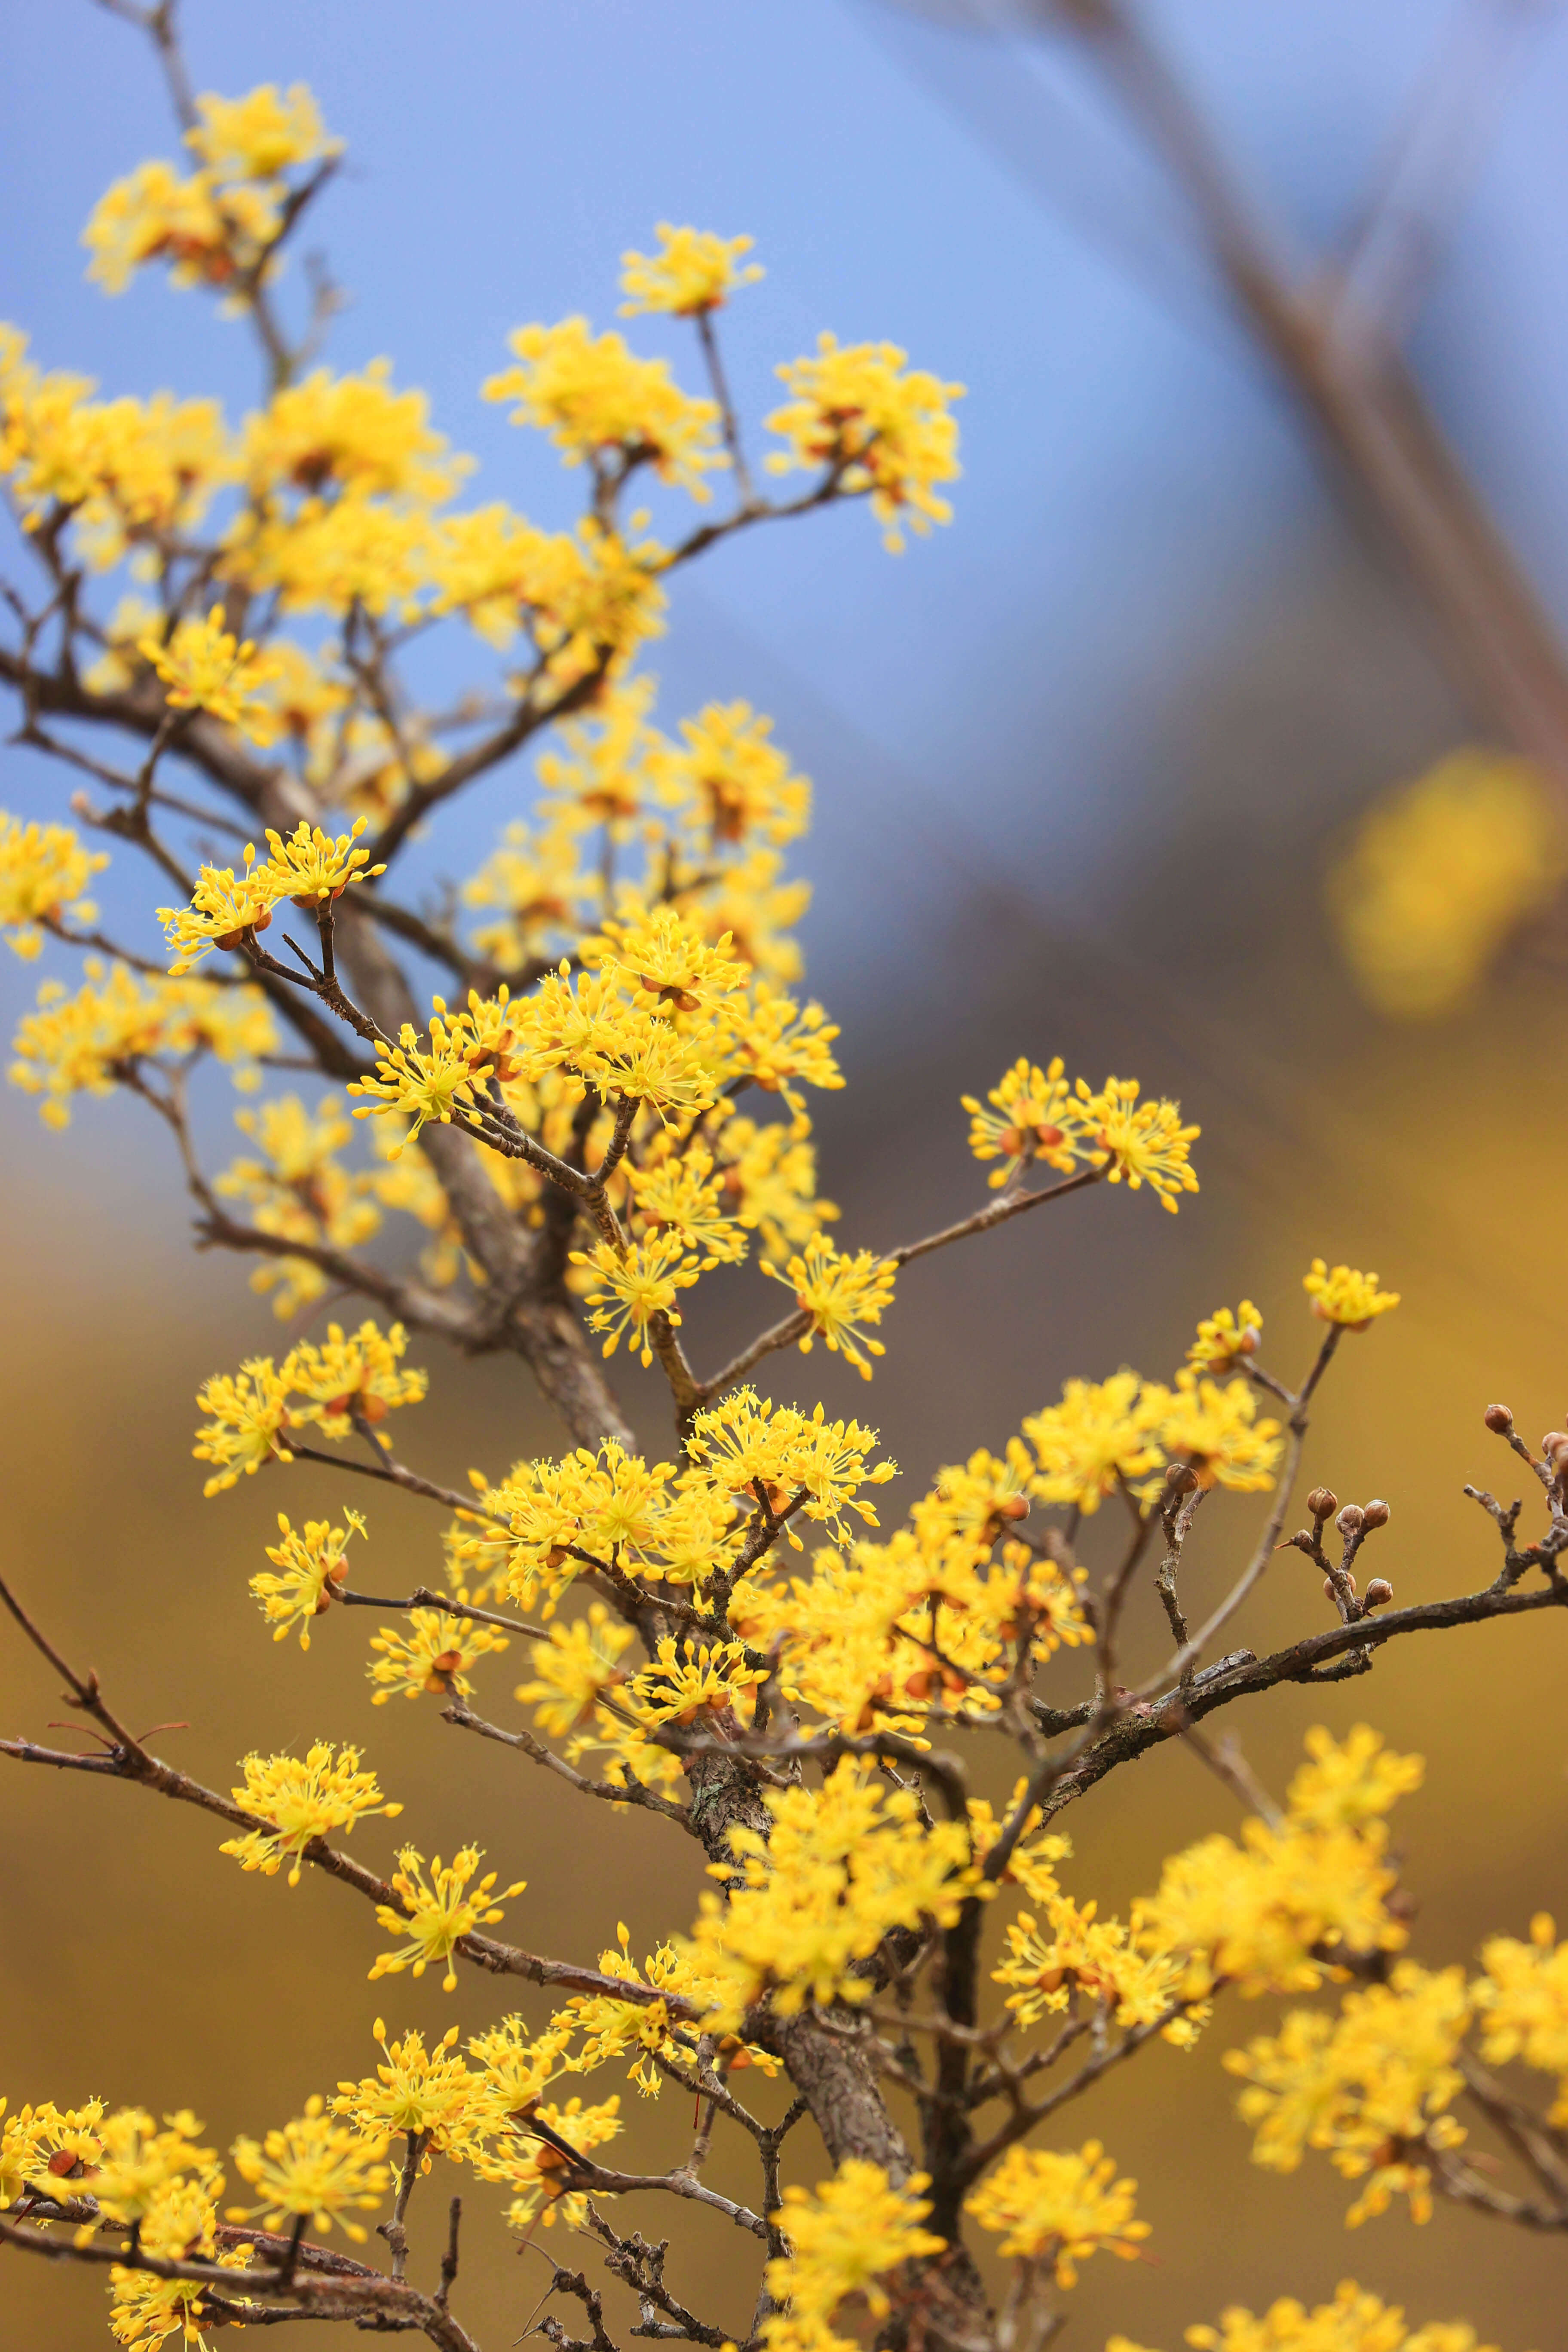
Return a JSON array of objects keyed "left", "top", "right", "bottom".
[{"left": 2, "top": 16, "right": 1565, "bottom": 2352}]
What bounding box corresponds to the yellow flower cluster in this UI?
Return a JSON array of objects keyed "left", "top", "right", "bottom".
[
  {"left": 1473, "top": 1911, "right": 1568, "bottom": 2123},
  {"left": 138, "top": 605, "right": 282, "bottom": 741},
  {"left": 347, "top": 913, "right": 842, "bottom": 1169},
  {"left": 1304, "top": 1259, "right": 1401, "bottom": 1329},
  {"left": 108, "top": 2175, "right": 253, "bottom": 2348},
  {"left": 761, "top": 2160, "right": 945, "bottom": 2352},
  {"left": 767, "top": 334, "right": 964, "bottom": 549},
  {"left": 1140, "top": 1729, "right": 1421, "bottom": 2002},
  {"left": 250, "top": 1507, "right": 366, "bottom": 1647},
  {"left": 0, "top": 326, "right": 232, "bottom": 564},
  {"left": 620, "top": 224, "right": 763, "bottom": 316},
  {"left": 685, "top": 1759, "right": 977, "bottom": 2023},
  {"left": 964, "top": 2139, "right": 1148, "bottom": 2284},
  {"left": 1023, "top": 1367, "right": 1280, "bottom": 1513},
  {"left": 10, "top": 960, "right": 275, "bottom": 1126},
  {"left": 219, "top": 1742, "right": 403, "bottom": 1886},
  {"left": 84, "top": 80, "right": 340, "bottom": 297},
  {"left": 193, "top": 1319, "right": 425, "bottom": 1494},
  {"left": 963, "top": 1059, "right": 1200, "bottom": 1210},
  {"left": 761, "top": 1233, "right": 897, "bottom": 1378},
  {"left": 334, "top": 2021, "right": 475, "bottom": 2158},
  {"left": 369, "top": 1846, "right": 527, "bottom": 1992},
  {"left": 1174, "top": 2280, "right": 1502, "bottom": 2352},
  {"left": 159, "top": 818, "right": 386, "bottom": 972},
  {"left": 484, "top": 318, "right": 724, "bottom": 498},
  {"left": 0, "top": 812, "right": 107, "bottom": 958},
  {"left": 1329, "top": 748, "right": 1567, "bottom": 1018},
  {"left": 1188, "top": 1299, "right": 1263, "bottom": 1374},
  {"left": 217, "top": 1093, "right": 383, "bottom": 1319},
  {"left": 1226, "top": 1963, "right": 1470, "bottom": 2226},
  {"left": 229, "top": 2094, "right": 388, "bottom": 2240},
  {"left": 367, "top": 1608, "right": 508, "bottom": 1703}
]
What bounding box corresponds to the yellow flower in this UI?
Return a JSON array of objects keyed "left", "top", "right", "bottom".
[
  {"left": 656, "top": 700, "right": 810, "bottom": 846},
  {"left": 761, "top": 1234, "right": 895, "bottom": 1379},
  {"left": 229, "top": 2094, "right": 388, "bottom": 2242},
  {"left": 570, "top": 1232, "right": 703, "bottom": 1366},
  {"left": 1286, "top": 1726, "right": 1424, "bottom": 1832},
  {"left": 284, "top": 1318, "right": 428, "bottom": 1438},
  {"left": 964, "top": 2140, "right": 1148, "bottom": 2285},
  {"left": 187, "top": 83, "right": 342, "bottom": 183},
  {"left": 0, "top": 813, "right": 107, "bottom": 958},
  {"left": 1159, "top": 1375, "right": 1281, "bottom": 1494},
  {"left": 1024, "top": 1371, "right": 1169, "bottom": 1515},
  {"left": 92, "top": 2108, "right": 216, "bottom": 2226},
  {"left": 1303, "top": 1259, "right": 1400, "bottom": 1329},
  {"left": 240, "top": 361, "right": 464, "bottom": 505},
  {"left": 620, "top": 224, "right": 763, "bottom": 316},
  {"left": 1329, "top": 748, "right": 1568, "bottom": 1017},
  {"left": 1472, "top": 1911, "right": 1568, "bottom": 2124},
  {"left": 962, "top": 1057, "right": 1084, "bottom": 1190},
  {"left": 348, "top": 1012, "right": 485, "bottom": 1148},
  {"left": 1187, "top": 1300, "right": 1262, "bottom": 1375},
  {"left": 370, "top": 1846, "right": 526, "bottom": 1993},
  {"left": 766, "top": 334, "right": 963, "bottom": 549},
  {"left": 516, "top": 1605, "right": 635, "bottom": 1738},
  {"left": 762, "top": 2160, "right": 944, "bottom": 2352},
  {"left": 686, "top": 1759, "right": 975, "bottom": 2021},
  {"left": 253, "top": 815, "right": 386, "bottom": 908},
  {"left": 108, "top": 2176, "right": 252, "bottom": 2348},
  {"left": 251, "top": 1509, "right": 366, "bottom": 1647},
  {"left": 138, "top": 605, "right": 283, "bottom": 742},
  {"left": 12, "top": 962, "right": 275, "bottom": 1121},
  {"left": 220, "top": 1742, "right": 402, "bottom": 1885},
  {"left": 1224, "top": 1963, "right": 1470, "bottom": 2226},
  {"left": 1075, "top": 1075, "right": 1200, "bottom": 1212},
  {"left": 367, "top": 1607, "right": 508, "bottom": 1702},
  {"left": 193, "top": 1357, "right": 295, "bottom": 1495},
  {"left": 84, "top": 159, "right": 276, "bottom": 296},
  {"left": 334, "top": 2021, "right": 476, "bottom": 2156},
  {"left": 1185, "top": 2281, "right": 1501, "bottom": 2352},
  {"left": 484, "top": 317, "right": 724, "bottom": 499},
  {"left": 626, "top": 1144, "right": 748, "bottom": 1268},
  {"left": 628, "top": 1635, "right": 769, "bottom": 1726}
]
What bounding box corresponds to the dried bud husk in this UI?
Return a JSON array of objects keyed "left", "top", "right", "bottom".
[
  {"left": 1306, "top": 1486, "right": 1338, "bottom": 1522},
  {"left": 1335, "top": 1503, "right": 1365, "bottom": 1538},
  {"left": 1484, "top": 1403, "right": 1514, "bottom": 1435},
  {"left": 1363, "top": 1577, "right": 1394, "bottom": 1609},
  {"left": 1361, "top": 1498, "right": 1390, "bottom": 1530}
]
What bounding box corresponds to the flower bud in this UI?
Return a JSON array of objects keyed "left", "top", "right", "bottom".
[
  {"left": 1306, "top": 1486, "right": 1338, "bottom": 1522},
  {"left": 1484, "top": 1404, "right": 1514, "bottom": 1435},
  {"left": 1323, "top": 1576, "right": 1338, "bottom": 1605},
  {"left": 1164, "top": 1463, "right": 1199, "bottom": 1494},
  {"left": 1361, "top": 1498, "right": 1390, "bottom": 1530},
  {"left": 998, "top": 1494, "right": 1031, "bottom": 1522},
  {"left": 1335, "top": 1503, "right": 1365, "bottom": 1539},
  {"left": 1363, "top": 1577, "right": 1394, "bottom": 1609}
]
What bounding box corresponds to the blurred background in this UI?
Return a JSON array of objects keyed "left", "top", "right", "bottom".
[{"left": 5, "top": 0, "right": 1568, "bottom": 2344}]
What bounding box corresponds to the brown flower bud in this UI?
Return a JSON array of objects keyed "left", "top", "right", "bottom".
[
  {"left": 1547, "top": 1436, "right": 1568, "bottom": 1478},
  {"left": 1306, "top": 1486, "right": 1338, "bottom": 1522},
  {"left": 1484, "top": 1404, "right": 1514, "bottom": 1435},
  {"left": 1165, "top": 1463, "right": 1200, "bottom": 1494},
  {"left": 998, "top": 1494, "right": 1031, "bottom": 1522},
  {"left": 1335, "top": 1503, "right": 1365, "bottom": 1538},
  {"left": 1323, "top": 1576, "right": 1338, "bottom": 1605},
  {"left": 1363, "top": 1577, "right": 1394, "bottom": 1609},
  {"left": 1361, "top": 1498, "right": 1390, "bottom": 1530}
]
